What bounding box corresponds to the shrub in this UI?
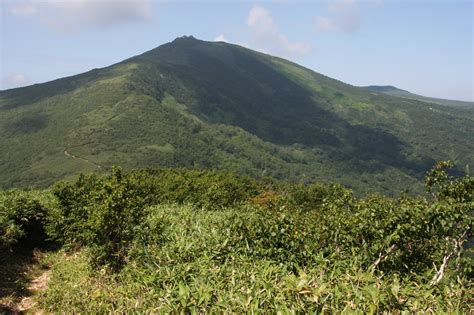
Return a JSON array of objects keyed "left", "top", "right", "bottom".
[
  {"left": 45, "top": 161, "right": 472, "bottom": 288},
  {"left": 0, "top": 189, "right": 50, "bottom": 249},
  {"left": 50, "top": 167, "right": 163, "bottom": 268},
  {"left": 7, "top": 162, "right": 472, "bottom": 312},
  {"left": 144, "top": 168, "right": 262, "bottom": 209}
]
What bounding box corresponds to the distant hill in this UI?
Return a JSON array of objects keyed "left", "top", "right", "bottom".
[
  {"left": 363, "top": 85, "right": 474, "bottom": 108},
  {"left": 1, "top": 36, "right": 473, "bottom": 194}
]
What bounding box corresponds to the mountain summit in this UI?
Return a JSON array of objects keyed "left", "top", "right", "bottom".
[{"left": 1, "top": 37, "right": 473, "bottom": 193}]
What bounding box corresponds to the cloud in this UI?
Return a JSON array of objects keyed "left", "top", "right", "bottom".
[
  {"left": 214, "top": 34, "right": 227, "bottom": 42},
  {"left": 5, "top": 0, "right": 152, "bottom": 33},
  {"left": 7, "top": 2, "right": 37, "bottom": 17},
  {"left": 315, "top": 0, "right": 362, "bottom": 34},
  {"left": 1, "top": 74, "right": 30, "bottom": 89},
  {"left": 328, "top": 0, "right": 356, "bottom": 12},
  {"left": 246, "top": 5, "right": 311, "bottom": 56},
  {"left": 247, "top": 5, "right": 276, "bottom": 36}
]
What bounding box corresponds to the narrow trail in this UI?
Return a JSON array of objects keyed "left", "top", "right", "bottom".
[
  {"left": 64, "top": 148, "right": 102, "bottom": 169},
  {"left": 0, "top": 249, "right": 51, "bottom": 315},
  {"left": 16, "top": 270, "right": 51, "bottom": 314}
]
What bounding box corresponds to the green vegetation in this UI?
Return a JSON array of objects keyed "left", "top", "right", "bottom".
[
  {"left": 1, "top": 37, "right": 473, "bottom": 195},
  {"left": 0, "top": 189, "right": 51, "bottom": 249},
  {"left": 1, "top": 36, "right": 472, "bottom": 311},
  {"left": 364, "top": 85, "right": 474, "bottom": 108},
  {"left": 1, "top": 163, "right": 472, "bottom": 312}
]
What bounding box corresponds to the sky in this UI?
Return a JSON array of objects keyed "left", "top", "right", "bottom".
[{"left": 0, "top": 0, "right": 473, "bottom": 101}]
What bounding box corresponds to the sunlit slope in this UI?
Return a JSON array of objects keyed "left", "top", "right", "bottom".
[
  {"left": 363, "top": 85, "right": 474, "bottom": 108},
  {"left": 1, "top": 36, "right": 472, "bottom": 193}
]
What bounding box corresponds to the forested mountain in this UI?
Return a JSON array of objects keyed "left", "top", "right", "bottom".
[
  {"left": 363, "top": 85, "right": 474, "bottom": 108},
  {"left": 1, "top": 36, "right": 473, "bottom": 193}
]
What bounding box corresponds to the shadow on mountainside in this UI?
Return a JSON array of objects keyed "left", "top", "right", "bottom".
[{"left": 135, "top": 38, "right": 431, "bottom": 175}]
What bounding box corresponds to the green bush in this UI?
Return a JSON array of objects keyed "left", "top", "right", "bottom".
[
  {"left": 4, "top": 162, "right": 469, "bottom": 312},
  {"left": 144, "top": 168, "right": 262, "bottom": 209},
  {"left": 278, "top": 182, "right": 353, "bottom": 211},
  {"left": 47, "top": 162, "right": 472, "bottom": 275},
  {"left": 0, "top": 189, "right": 50, "bottom": 249},
  {"left": 50, "top": 167, "right": 164, "bottom": 268}
]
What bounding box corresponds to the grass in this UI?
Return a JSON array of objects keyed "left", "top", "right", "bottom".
[
  {"left": 1, "top": 164, "right": 472, "bottom": 313},
  {"left": 37, "top": 203, "right": 472, "bottom": 313}
]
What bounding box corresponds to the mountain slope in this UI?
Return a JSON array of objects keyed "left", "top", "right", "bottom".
[
  {"left": 363, "top": 85, "right": 474, "bottom": 108},
  {"left": 1, "top": 36, "right": 473, "bottom": 193}
]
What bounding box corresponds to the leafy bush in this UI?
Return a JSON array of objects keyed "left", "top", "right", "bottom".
[
  {"left": 3, "top": 162, "right": 471, "bottom": 312},
  {"left": 144, "top": 168, "right": 262, "bottom": 209},
  {"left": 41, "top": 195, "right": 472, "bottom": 313},
  {"left": 275, "top": 182, "right": 353, "bottom": 211},
  {"left": 426, "top": 160, "right": 474, "bottom": 202},
  {"left": 50, "top": 167, "right": 164, "bottom": 268},
  {"left": 0, "top": 189, "right": 50, "bottom": 249}
]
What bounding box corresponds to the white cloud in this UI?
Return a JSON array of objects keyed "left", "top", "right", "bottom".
[
  {"left": 247, "top": 5, "right": 277, "bottom": 36},
  {"left": 247, "top": 5, "right": 311, "bottom": 56},
  {"left": 328, "top": 0, "right": 356, "bottom": 12},
  {"left": 1, "top": 74, "right": 30, "bottom": 89},
  {"left": 315, "top": 0, "right": 362, "bottom": 34},
  {"left": 5, "top": 0, "right": 152, "bottom": 33},
  {"left": 8, "top": 2, "right": 37, "bottom": 17},
  {"left": 214, "top": 34, "right": 227, "bottom": 42}
]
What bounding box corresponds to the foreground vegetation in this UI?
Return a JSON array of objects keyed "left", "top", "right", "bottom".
[{"left": 1, "top": 162, "right": 472, "bottom": 312}]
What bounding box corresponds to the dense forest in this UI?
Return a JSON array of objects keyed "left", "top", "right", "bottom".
[{"left": 1, "top": 161, "right": 472, "bottom": 312}]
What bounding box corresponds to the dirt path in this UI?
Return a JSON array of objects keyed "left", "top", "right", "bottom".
[
  {"left": 16, "top": 270, "right": 51, "bottom": 314},
  {"left": 64, "top": 148, "right": 102, "bottom": 169},
  {"left": 0, "top": 249, "right": 51, "bottom": 315}
]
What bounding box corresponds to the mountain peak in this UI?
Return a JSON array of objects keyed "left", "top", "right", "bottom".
[
  {"left": 1, "top": 38, "right": 472, "bottom": 193},
  {"left": 172, "top": 35, "right": 198, "bottom": 43}
]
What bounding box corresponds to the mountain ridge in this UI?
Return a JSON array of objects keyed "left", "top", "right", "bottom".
[
  {"left": 363, "top": 85, "right": 474, "bottom": 108},
  {"left": 1, "top": 36, "right": 473, "bottom": 193}
]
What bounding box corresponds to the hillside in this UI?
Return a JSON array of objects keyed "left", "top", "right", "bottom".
[
  {"left": 363, "top": 85, "right": 474, "bottom": 108},
  {"left": 1, "top": 36, "right": 473, "bottom": 194}
]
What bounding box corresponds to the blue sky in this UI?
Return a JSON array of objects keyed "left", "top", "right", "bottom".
[{"left": 1, "top": 0, "right": 473, "bottom": 101}]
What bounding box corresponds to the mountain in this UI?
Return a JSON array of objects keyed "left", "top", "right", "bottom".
[
  {"left": 363, "top": 85, "right": 474, "bottom": 108},
  {"left": 1, "top": 36, "right": 473, "bottom": 194}
]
